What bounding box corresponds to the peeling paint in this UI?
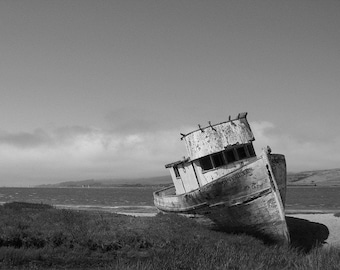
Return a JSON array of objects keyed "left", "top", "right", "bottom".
[
  {"left": 183, "top": 115, "right": 254, "bottom": 160},
  {"left": 154, "top": 113, "right": 289, "bottom": 244}
]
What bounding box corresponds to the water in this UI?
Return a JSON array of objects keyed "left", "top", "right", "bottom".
[
  {"left": 0, "top": 186, "right": 159, "bottom": 214},
  {"left": 286, "top": 186, "right": 340, "bottom": 211},
  {"left": 0, "top": 186, "right": 339, "bottom": 213}
]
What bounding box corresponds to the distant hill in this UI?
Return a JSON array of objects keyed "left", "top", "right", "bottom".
[
  {"left": 37, "top": 175, "right": 172, "bottom": 188},
  {"left": 288, "top": 168, "right": 340, "bottom": 186},
  {"left": 38, "top": 168, "right": 340, "bottom": 188}
]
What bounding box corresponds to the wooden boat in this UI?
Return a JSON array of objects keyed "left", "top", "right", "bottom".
[{"left": 153, "top": 112, "right": 290, "bottom": 244}]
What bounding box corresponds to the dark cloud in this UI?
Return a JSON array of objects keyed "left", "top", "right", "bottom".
[
  {"left": 105, "top": 107, "right": 163, "bottom": 134},
  {"left": 53, "top": 125, "right": 97, "bottom": 141},
  {"left": 0, "top": 129, "right": 52, "bottom": 148},
  {"left": 104, "top": 106, "right": 194, "bottom": 135},
  {"left": 54, "top": 125, "right": 95, "bottom": 135},
  {"left": 0, "top": 124, "right": 185, "bottom": 186},
  {"left": 0, "top": 126, "right": 102, "bottom": 149}
]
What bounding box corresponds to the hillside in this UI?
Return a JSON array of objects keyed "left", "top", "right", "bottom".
[
  {"left": 288, "top": 168, "right": 340, "bottom": 186},
  {"left": 38, "top": 175, "right": 172, "bottom": 188},
  {"left": 38, "top": 168, "right": 340, "bottom": 188}
]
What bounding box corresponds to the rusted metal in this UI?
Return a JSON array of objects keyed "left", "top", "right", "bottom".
[{"left": 153, "top": 112, "right": 289, "bottom": 244}]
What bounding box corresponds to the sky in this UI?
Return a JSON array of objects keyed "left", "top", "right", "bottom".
[{"left": 0, "top": 0, "right": 340, "bottom": 186}]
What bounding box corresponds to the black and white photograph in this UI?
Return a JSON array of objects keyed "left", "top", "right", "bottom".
[{"left": 0, "top": 1, "right": 340, "bottom": 269}]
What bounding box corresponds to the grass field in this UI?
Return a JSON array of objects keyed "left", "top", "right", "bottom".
[{"left": 0, "top": 202, "right": 340, "bottom": 270}]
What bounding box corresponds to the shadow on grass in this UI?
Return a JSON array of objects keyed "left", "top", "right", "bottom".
[{"left": 286, "top": 216, "right": 329, "bottom": 252}]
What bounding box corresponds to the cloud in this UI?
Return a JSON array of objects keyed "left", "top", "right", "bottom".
[
  {"left": 104, "top": 106, "right": 190, "bottom": 135},
  {"left": 0, "top": 129, "right": 52, "bottom": 148},
  {"left": 0, "top": 124, "right": 188, "bottom": 186},
  {"left": 251, "top": 121, "right": 340, "bottom": 172},
  {"left": 2, "top": 120, "right": 340, "bottom": 186},
  {"left": 105, "top": 107, "right": 164, "bottom": 134}
]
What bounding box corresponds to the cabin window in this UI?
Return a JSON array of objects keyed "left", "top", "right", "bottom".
[
  {"left": 224, "top": 149, "right": 237, "bottom": 163},
  {"left": 200, "top": 156, "right": 213, "bottom": 170},
  {"left": 236, "top": 146, "right": 247, "bottom": 160},
  {"left": 174, "top": 166, "right": 180, "bottom": 178},
  {"left": 199, "top": 143, "right": 256, "bottom": 172},
  {"left": 247, "top": 143, "right": 256, "bottom": 157},
  {"left": 211, "top": 152, "right": 226, "bottom": 167}
]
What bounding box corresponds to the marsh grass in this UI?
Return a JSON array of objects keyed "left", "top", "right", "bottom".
[{"left": 0, "top": 202, "right": 339, "bottom": 269}]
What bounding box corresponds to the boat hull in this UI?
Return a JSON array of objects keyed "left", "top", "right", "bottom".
[{"left": 154, "top": 153, "right": 289, "bottom": 244}]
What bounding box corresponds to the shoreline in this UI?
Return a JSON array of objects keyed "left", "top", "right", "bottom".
[
  {"left": 113, "top": 207, "right": 340, "bottom": 248},
  {"left": 55, "top": 204, "right": 339, "bottom": 216},
  {"left": 285, "top": 209, "right": 339, "bottom": 214},
  {"left": 2, "top": 202, "right": 339, "bottom": 248}
]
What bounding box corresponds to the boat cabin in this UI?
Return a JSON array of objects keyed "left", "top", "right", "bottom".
[{"left": 165, "top": 112, "right": 257, "bottom": 195}]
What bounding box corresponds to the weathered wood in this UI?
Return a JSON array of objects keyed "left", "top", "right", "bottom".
[
  {"left": 183, "top": 113, "right": 254, "bottom": 160},
  {"left": 154, "top": 151, "right": 289, "bottom": 243},
  {"left": 154, "top": 113, "right": 289, "bottom": 244},
  {"left": 268, "top": 153, "right": 287, "bottom": 206}
]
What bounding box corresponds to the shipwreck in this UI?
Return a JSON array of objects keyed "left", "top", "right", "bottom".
[{"left": 153, "top": 112, "right": 290, "bottom": 244}]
